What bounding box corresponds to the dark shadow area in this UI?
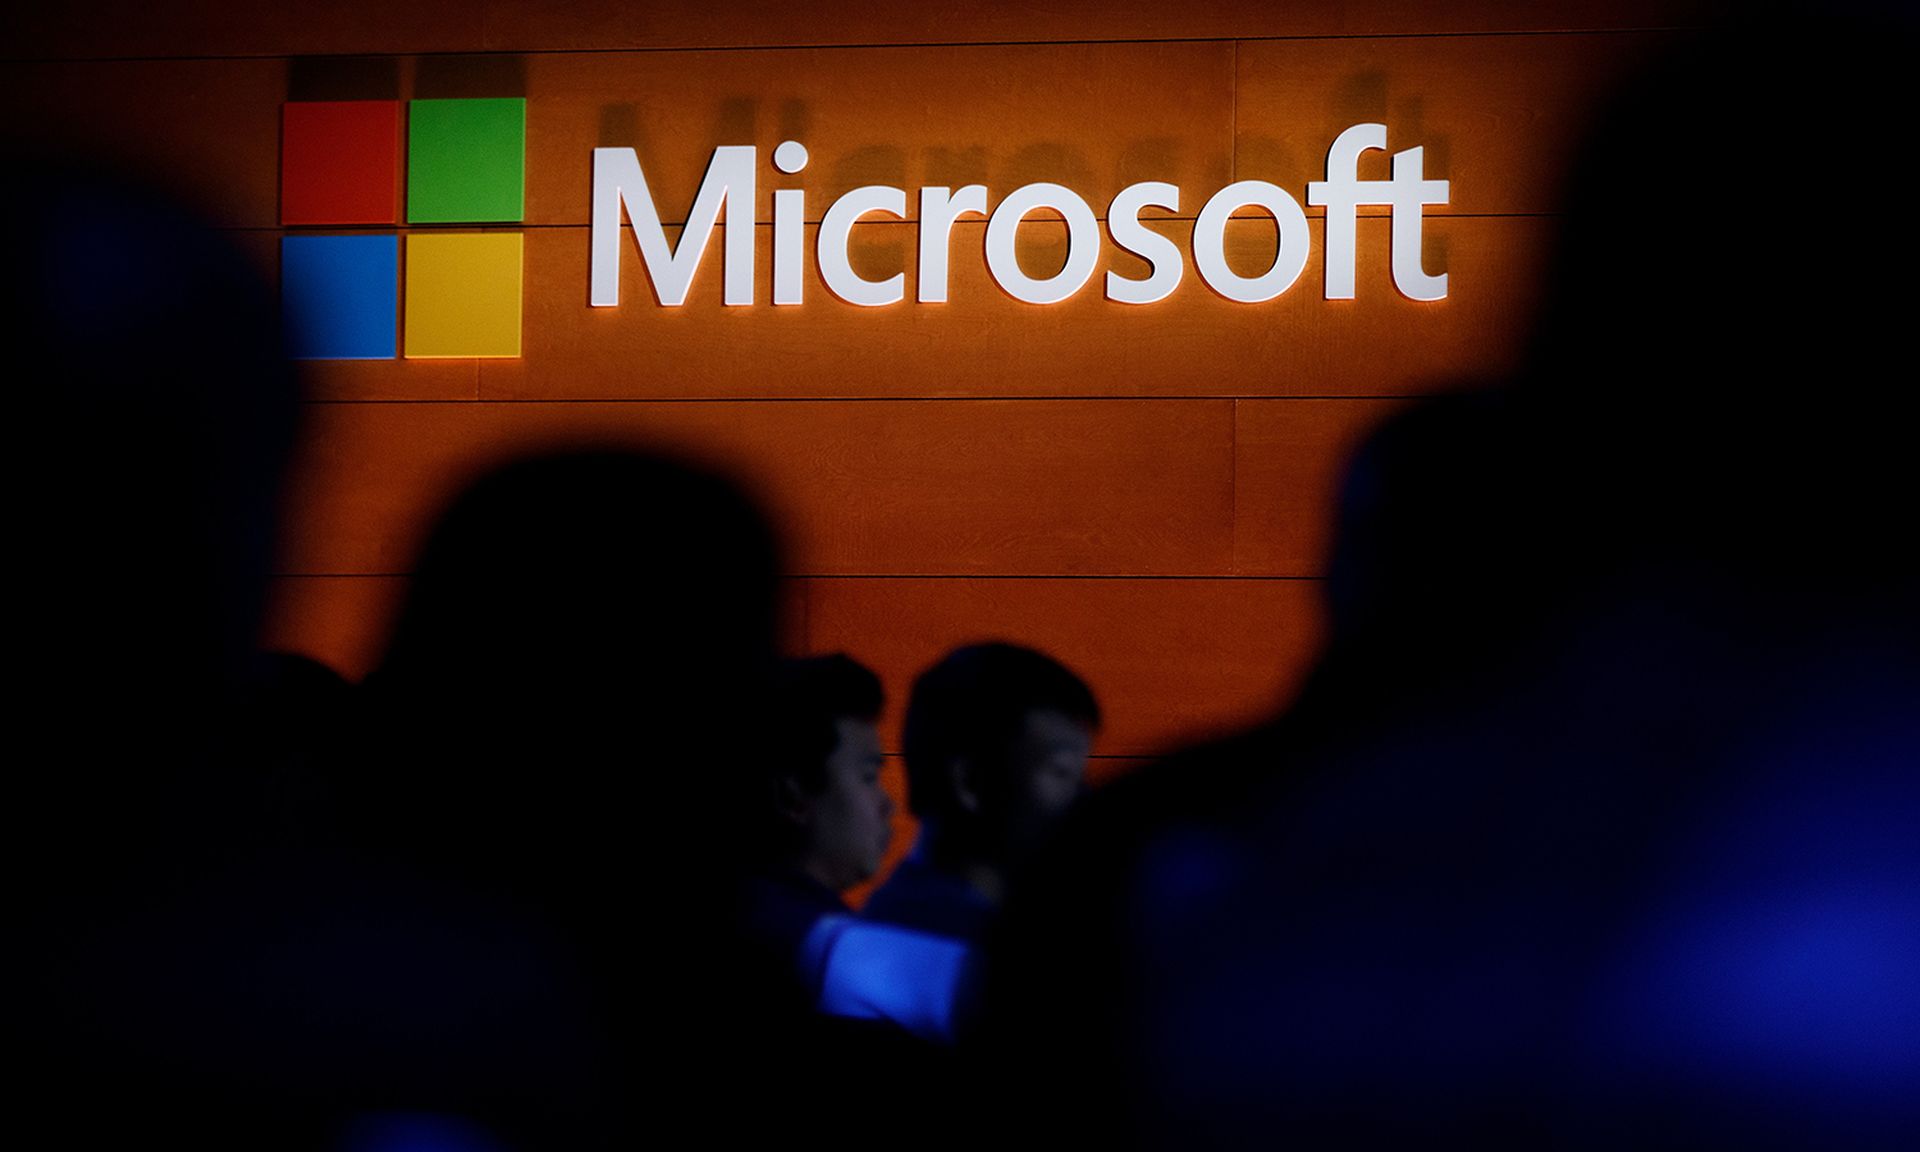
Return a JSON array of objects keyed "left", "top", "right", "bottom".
[
  {"left": 9, "top": 154, "right": 305, "bottom": 1144},
  {"left": 331, "top": 449, "right": 786, "bottom": 1145},
  {"left": 595, "top": 102, "right": 646, "bottom": 149},
  {"left": 287, "top": 56, "right": 404, "bottom": 102},
  {"left": 974, "top": 14, "right": 1919, "bottom": 1150},
  {"left": 413, "top": 54, "right": 528, "bottom": 100}
]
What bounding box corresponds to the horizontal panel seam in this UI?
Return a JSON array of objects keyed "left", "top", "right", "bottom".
[
  {"left": 272, "top": 571, "right": 1328, "bottom": 580},
  {"left": 228, "top": 212, "right": 1556, "bottom": 233},
  {"left": 296, "top": 396, "right": 1425, "bottom": 405}
]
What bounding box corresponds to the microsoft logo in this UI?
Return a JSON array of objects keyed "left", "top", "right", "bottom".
[{"left": 279, "top": 97, "right": 526, "bottom": 359}]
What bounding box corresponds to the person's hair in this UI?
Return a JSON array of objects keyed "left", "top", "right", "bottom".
[
  {"left": 771, "top": 654, "right": 884, "bottom": 795},
  {"left": 900, "top": 642, "right": 1099, "bottom": 822}
]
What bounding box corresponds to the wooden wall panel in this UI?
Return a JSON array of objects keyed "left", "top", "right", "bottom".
[
  {"left": 1234, "top": 399, "right": 1411, "bottom": 576},
  {"left": 6, "top": 1, "right": 473, "bottom": 61},
  {"left": 7, "top": 1, "right": 1713, "bottom": 61},
  {"left": 4, "top": 39, "right": 1228, "bottom": 229},
  {"left": 523, "top": 34, "right": 1655, "bottom": 227},
  {"left": 479, "top": 215, "right": 1547, "bottom": 401},
  {"left": 266, "top": 396, "right": 1377, "bottom": 673},
  {"left": 260, "top": 575, "right": 407, "bottom": 679},
  {"left": 1234, "top": 32, "right": 1675, "bottom": 217},
  {"left": 9, "top": 1, "right": 1687, "bottom": 783},
  {"left": 301, "top": 359, "right": 481, "bottom": 404},
  {"left": 0, "top": 58, "right": 285, "bottom": 227},
  {"left": 276, "top": 400, "right": 1238, "bottom": 577},
  {"left": 6, "top": 33, "right": 1650, "bottom": 229},
  {"left": 487, "top": 1, "right": 1712, "bottom": 53},
  {"left": 521, "top": 42, "right": 1235, "bottom": 228},
  {"left": 804, "top": 576, "right": 1326, "bottom": 757}
]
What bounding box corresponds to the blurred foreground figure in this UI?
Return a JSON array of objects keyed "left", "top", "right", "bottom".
[
  {"left": 344, "top": 449, "right": 789, "bottom": 1144},
  {"left": 8, "top": 159, "right": 307, "bottom": 1144},
  {"left": 351, "top": 451, "right": 962, "bottom": 1146},
  {"left": 979, "top": 19, "right": 1918, "bottom": 1150}
]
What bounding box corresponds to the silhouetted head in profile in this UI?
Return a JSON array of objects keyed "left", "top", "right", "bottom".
[
  {"left": 736, "top": 653, "right": 892, "bottom": 1016},
  {"left": 864, "top": 643, "right": 1097, "bottom": 940},
  {"left": 762, "top": 654, "right": 893, "bottom": 893},
  {"left": 358, "top": 449, "right": 782, "bottom": 929}
]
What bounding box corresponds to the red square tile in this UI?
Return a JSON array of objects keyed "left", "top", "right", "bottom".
[{"left": 281, "top": 100, "right": 400, "bottom": 225}]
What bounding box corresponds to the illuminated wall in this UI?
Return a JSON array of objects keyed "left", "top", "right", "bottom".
[{"left": 2, "top": 1, "right": 1703, "bottom": 806}]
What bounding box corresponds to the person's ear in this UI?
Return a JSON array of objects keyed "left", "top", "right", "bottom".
[
  {"left": 777, "top": 775, "right": 812, "bottom": 827},
  {"left": 950, "top": 757, "right": 982, "bottom": 815}
]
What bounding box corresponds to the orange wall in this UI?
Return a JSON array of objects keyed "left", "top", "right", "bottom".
[{"left": 2, "top": 4, "right": 1703, "bottom": 862}]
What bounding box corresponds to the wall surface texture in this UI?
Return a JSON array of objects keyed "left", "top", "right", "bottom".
[{"left": 4, "top": 2, "right": 1707, "bottom": 863}]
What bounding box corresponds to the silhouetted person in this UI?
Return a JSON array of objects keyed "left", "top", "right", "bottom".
[
  {"left": 7, "top": 158, "right": 309, "bottom": 1148},
  {"left": 340, "top": 449, "right": 790, "bottom": 1146},
  {"left": 236, "top": 652, "right": 357, "bottom": 854},
  {"left": 354, "top": 450, "right": 781, "bottom": 911},
  {"left": 8, "top": 156, "right": 300, "bottom": 899},
  {"left": 865, "top": 643, "right": 1099, "bottom": 945},
  {"left": 976, "top": 15, "right": 1919, "bottom": 1150}
]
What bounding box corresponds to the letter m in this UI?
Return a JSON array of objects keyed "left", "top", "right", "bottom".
[{"left": 591, "top": 146, "right": 756, "bottom": 307}]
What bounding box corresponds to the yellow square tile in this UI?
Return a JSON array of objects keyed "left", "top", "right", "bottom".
[{"left": 404, "top": 232, "right": 522, "bottom": 358}]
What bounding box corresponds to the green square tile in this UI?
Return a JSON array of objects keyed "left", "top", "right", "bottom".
[{"left": 407, "top": 97, "right": 525, "bottom": 223}]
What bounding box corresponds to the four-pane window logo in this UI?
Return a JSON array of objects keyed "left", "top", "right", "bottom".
[{"left": 279, "top": 97, "right": 526, "bottom": 360}]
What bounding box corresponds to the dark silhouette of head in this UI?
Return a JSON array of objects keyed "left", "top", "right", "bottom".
[
  {"left": 358, "top": 449, "right": 783, "bottom": 923},
  {"left": 1522, "top": 16, "right": 1915, "bottom": 623},
  {"left": 764, "top": 653, "right": 892, "bottom": 892},
  {"left": 901, "top": 643, "right": 1099, "bottom": 873}
]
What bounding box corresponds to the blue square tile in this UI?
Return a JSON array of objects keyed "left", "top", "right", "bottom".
[{"left": 281, "top": 234, "right": 398, "bottom": 359}]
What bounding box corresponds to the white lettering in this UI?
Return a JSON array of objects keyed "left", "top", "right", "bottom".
[
  {"left": 590, "top": 145, "right": 756, "bottom": 307},
  {"left": 918, "top": 185, "right": 988, "bottom": 304},
  {"left": 773, "top": 140, "right": 811, "bottom": 306},
  {"left": 1193, "top": 181, "right": 1310, "bottom": 304},
  {"left": 1105, "top": 182, "right": 1183, "bottom": 305},
  {"left": 587, "top": 125, "right": 1450, "bottom": 310},
  {"left": 1306, "top": 124, "right": 1451, "bottom": 301},
  {"left": 985, "top": 183, "right": 1100, "bottom": 305},
  {"left": 820, "top": 185, "right": 908, "bottom": 307},
  {"left": 1389, "top": 146, "right": 1450, "bottom": 301},
  {"left": 1306, "top": 123, "right": 1389, "bottom": 300}
]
